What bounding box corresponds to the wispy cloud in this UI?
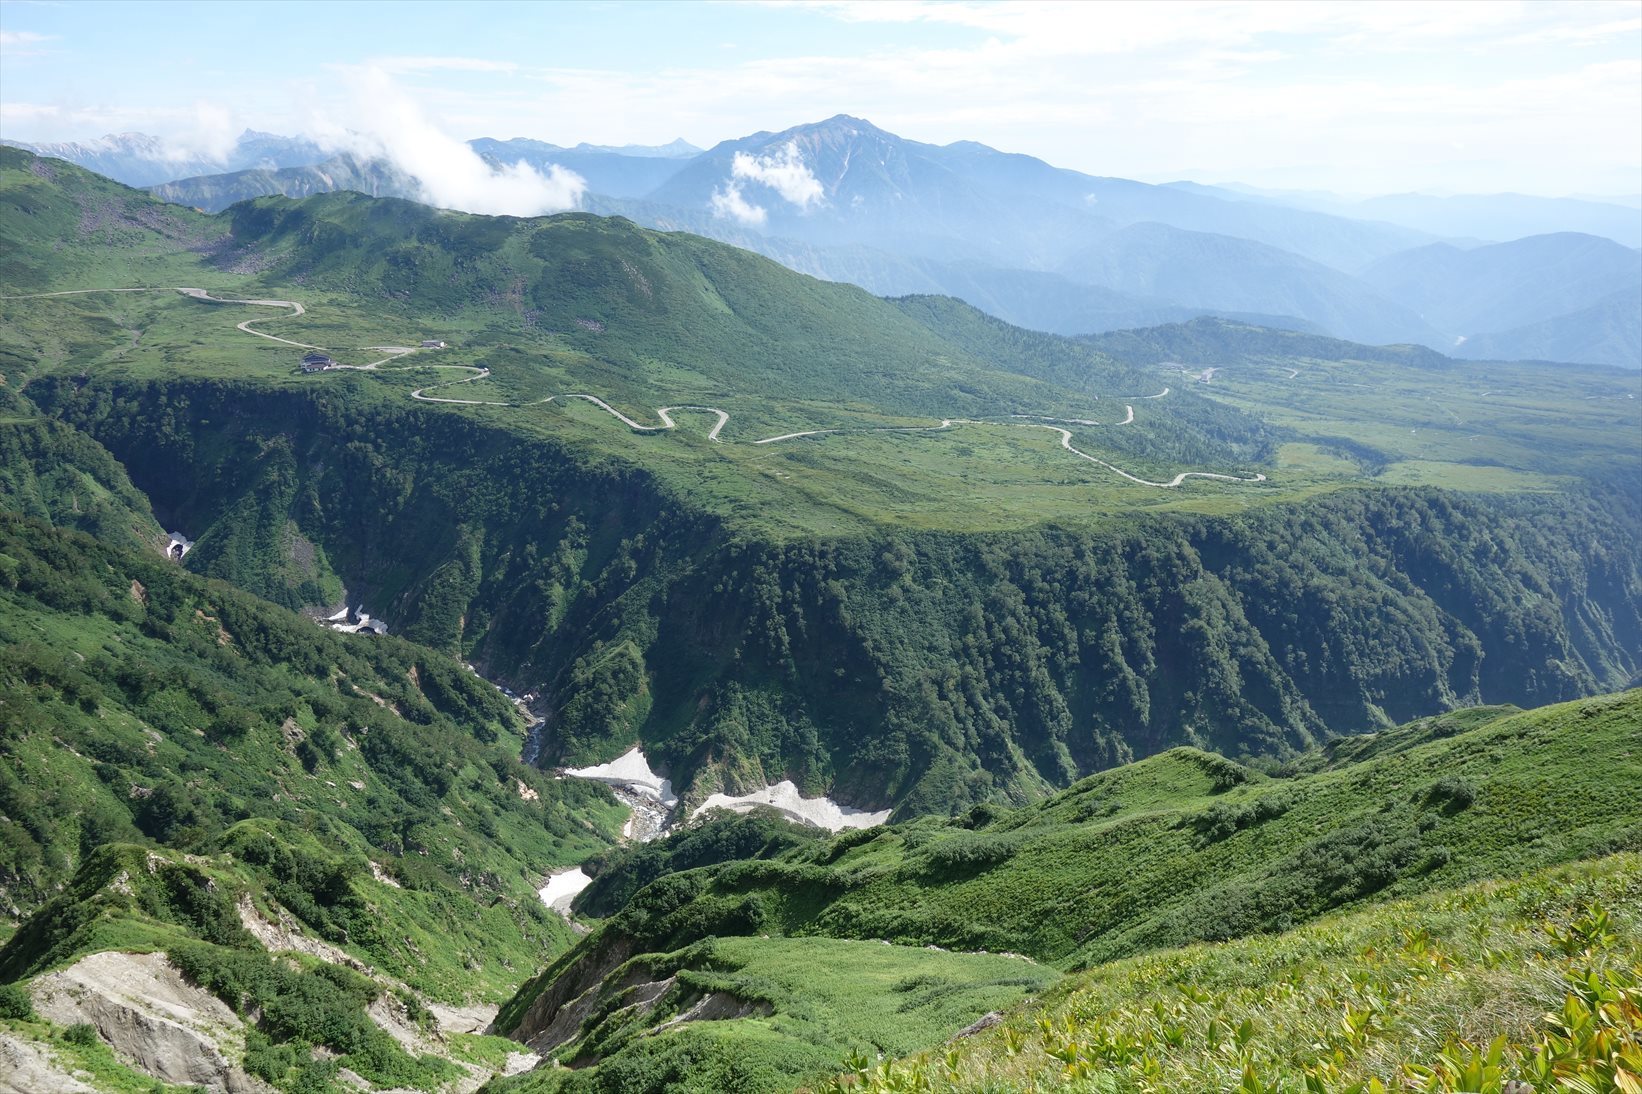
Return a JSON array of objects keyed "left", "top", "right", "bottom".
[
  {"left": 0, "top": 28, "right": 55, "bottom": 55},
  {"left": 368, "top": 55, "right": 520, "bottom": 75},
  {"left": 732, "top": 140, "right": 824, "bottom": 206},
  {"left": 710, "top": 140, "right": 824, "bottom": 225},
  {"left": 309, "top": 67, "right": 585, "bottom": 216},
  {"left": 710, "top": 180, "right": 767, "bottom": 224}
]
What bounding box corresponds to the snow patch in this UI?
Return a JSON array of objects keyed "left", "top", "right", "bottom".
[
  {"left": 563, "top": 747, "right": 678, "bottom": 807},
  {"left": 691, "top": 781, "right": 891, "bottom": 832},
  {"left": 163, "top": 531, "right": 193, "bottom": 561},
  {"left": 325, "top": 605, "right": 387, "bottom": 635},
  {"left": 538, "top": 867, "right": 592, "bottom": 917}
]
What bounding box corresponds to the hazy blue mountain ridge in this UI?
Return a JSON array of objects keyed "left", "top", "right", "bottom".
[
  {"left": 148, "top": 153, "right": 420, "bottom": 211},
  {"left": 644, "top": 115, "right": 1430, "bottom": 271},
  {"left": 1452, "top": 289, "right": 1642, "bottom": 369},
  {"left": 1055, "top": 222, "right": 1447, "bottom": 346},
  {"left": 1165, "top": 179, "right": 1642, "bottom": 249},
  {"left": 1359, "top": 232, "right": 1642, "bottom": 335}
]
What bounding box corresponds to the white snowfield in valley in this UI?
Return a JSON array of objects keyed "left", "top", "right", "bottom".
[
  {"left": 563, "top": 747, "right": 679, "bottom": 806},
  {"left": 693, "top": 780, "right": 891, "bottom": 831},
  {"left": 538, "top": 867, "right": 593, "bottom": 915}
]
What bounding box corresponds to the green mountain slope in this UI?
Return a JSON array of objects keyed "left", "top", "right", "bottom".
[
  {"left": 0, "top": 513, "right": 626, "bottom": 994},
  {"left": 491, "top": 691, "right": 1642, "bottom": 1091},
  {"left": 1079, "top": 315, "right": 1452, "bottom": 368},
  {"left": 0, "top": 149, "right": 221, "bottom": 291},
  {"left": 207, "top": 188, "right": 1179, "bottom": 423}
]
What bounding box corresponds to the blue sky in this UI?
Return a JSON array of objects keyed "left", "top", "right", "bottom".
[{"left": 2, "top": 0, "right": 1639, "bottom": 196}]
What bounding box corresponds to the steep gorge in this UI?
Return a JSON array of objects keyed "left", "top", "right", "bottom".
[{"left": 36, "top": 375, "right": 1642, "bottom": 815}]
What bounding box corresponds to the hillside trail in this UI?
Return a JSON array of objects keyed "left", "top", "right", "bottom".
[{"left": 8, "top": 286, "right": 1270, "bottom": 491}]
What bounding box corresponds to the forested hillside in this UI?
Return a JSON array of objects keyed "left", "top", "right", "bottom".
[
  {"left": 0, "top": 513, "right": 625, "bottom": 977},
  {"left": 27, "top": 376, "right": 1639, "bottom": 816}
]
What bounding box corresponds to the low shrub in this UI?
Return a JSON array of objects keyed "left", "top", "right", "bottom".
[{"left": 0, "top": 981, "right": 34, "bottom": 1020}]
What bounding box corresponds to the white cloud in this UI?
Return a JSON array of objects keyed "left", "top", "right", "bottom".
[
  {"left": 159, "top": 101, "right": 238, "bottom": 163},
  {"left": 308, "top": 68, "right": 584, "bottom": 216},
  {"left": 731, "top": 139, "right": 824, "bottom": 207},
  {"left": 710, "top": 181, "right": 768, "bottom": 224},
  {"left": 369, "top": 55, "right": 520, "bottom": 75},
  {"left": 0, "top": 28, "right": 54, "bottom": 56},
  {"left": 710, "top": 139, "right": 823, "bottom": 225}
]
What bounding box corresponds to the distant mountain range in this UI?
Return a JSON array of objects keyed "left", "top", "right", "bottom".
[
  {"left": 1172, "top": 180, "right": 1642, "bottom": 250},
  {"left": 0, "top": 129, "right": 327, "bottom": 188},
  {"left": 147, "top": 153, "right": 417, "bottom": 209},
  {"left": 12, "top": 117, "right": 1639, "bottom": 366}
]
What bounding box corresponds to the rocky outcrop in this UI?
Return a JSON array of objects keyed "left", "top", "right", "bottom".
[
  {"left": 27, "top": 951, "right": 269, "bottom": 1092},
  {"left": 235, "top": 893, "right": 362, "bottom": 970},
  {"left": 650, "top": 990, "right": 770, "bottom": 1034},
  {"left": 0, "top": 1032, "right": 96, "bottom": 1094},
  {"left": 503, "top": 930, "right": 638, "bottom": 1046}
]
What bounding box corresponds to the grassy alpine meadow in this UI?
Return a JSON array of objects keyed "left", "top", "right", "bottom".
[
  {"left": 816, "top": 853, "right": 1642, "bottom": 1094},
  {"left": 489, "top": 937, "right": 1057, "bottom": 1093},
  {"left": 1174, "top": 352, "right": 1642, "bottom": 487},
  {"left": 6, "top": 147, "right": 1637, "bottom": 541},
  {"left": 5, "top": 269, "right": 1635, "bottom": 539}
]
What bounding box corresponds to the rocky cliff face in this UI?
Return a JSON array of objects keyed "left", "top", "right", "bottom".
[{"left": 29, "top": 951, "right": 267, "bottom": 1092}]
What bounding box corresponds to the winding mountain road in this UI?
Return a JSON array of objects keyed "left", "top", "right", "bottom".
[
  {"left": 175, "top": 288, "right": 319, "bottom": 349},
  {"left": 8, "top": 286, "right": 1271, "bottom": 491},
  {"left": 658, "top": 406, "right": 731, "bottom": 441},
  {"left": 1030, "top": 425, "right": 1266, "bottom": 487}
]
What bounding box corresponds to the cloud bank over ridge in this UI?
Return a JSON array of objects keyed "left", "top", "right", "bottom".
[{"left": 309, "top": 68, "right": 585, "bottom": 217}]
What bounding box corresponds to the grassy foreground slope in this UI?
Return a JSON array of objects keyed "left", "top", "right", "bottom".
[
  {"left": 492, "top": 691, "right": 1641, "bottom": 1090},
  {"left": 826, "top": 853, "right": 1642, "bottom": 1094}
]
